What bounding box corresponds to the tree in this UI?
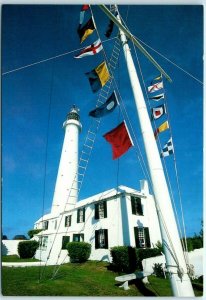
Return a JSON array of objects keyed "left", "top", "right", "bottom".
[
  {"left": 27, "top": 229, "right": 43, "bottom": 239},
  {"left": 2, "top": 235, "right": 8, "bottom": 240},
  {"left": 13, "top": 235, "right": 27, "bottom": 240}
]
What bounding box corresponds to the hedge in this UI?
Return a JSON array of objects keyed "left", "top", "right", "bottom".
[
  {"left": 110, "top": 246, "right": 137, "bottom": 273},
  {"left": 67, "top": 242, "right": 91, "bottom": 262},
  {"left": 110, "top": 246, "right": 162, "bottom": 272},
  {"left": 18, "top": 240, "right": 39, "bottom": 258}
]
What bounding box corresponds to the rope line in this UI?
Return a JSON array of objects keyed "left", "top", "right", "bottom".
[
  {"left": 2, "top": 33, "right": 202, "bottom": 86},
  {"left": 129, "top": 26, "right": 190, "bottom": 270},
  {"left": 2, "top": 37, "right": 116, "bottom": 76},
  {"left": 135, "top": 36, "right": 203, "bottom": 85},
  {"left": 38, "top": 61, "right": 55, "bottom": 282},
  {"left": 126, "top": 24, "right": 183, "bottom": 270}
]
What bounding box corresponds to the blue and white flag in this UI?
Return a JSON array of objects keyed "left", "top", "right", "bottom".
[
  {"left": 161, "top": 138, "right": 174, "bottom": 157},
  {"left": 89, "top": 92, "right": 119, "bottom": 118}
]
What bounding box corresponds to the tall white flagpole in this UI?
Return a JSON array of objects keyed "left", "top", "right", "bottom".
[{"left": 99, "top": 5, "right": 194, "bottom": 297}]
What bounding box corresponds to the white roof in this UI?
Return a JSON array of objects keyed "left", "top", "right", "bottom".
[
  {"left": 35, "top": 185, "right": 144, "bottom": 222},
  {"left": 35, "top": 213, "right": 56, "bottom": 224},
  {"left": 75, "top": 185, "right": 143, "bottom": 208}
]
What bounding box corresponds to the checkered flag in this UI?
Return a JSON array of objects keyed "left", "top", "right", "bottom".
[{"left": 161, "top": 138, "right": 174, "bottom": 157}]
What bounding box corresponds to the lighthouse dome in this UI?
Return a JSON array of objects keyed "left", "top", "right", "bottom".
[{"left": 67, "top": 105, "right": 80, "bottom": 121}]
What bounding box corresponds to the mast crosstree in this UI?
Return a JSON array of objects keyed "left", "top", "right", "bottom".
[{"left": 99, "top": 4, "right": 194, "bottom": 297}]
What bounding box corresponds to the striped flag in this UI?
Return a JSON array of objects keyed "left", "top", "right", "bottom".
[
  {"left": 79, "top": 5, "right": 90, "bottom": 25},
  {"left": 161, "top": 138, "right": 174, "bottom": 157},
  {"left": 148, "top": 81, "right": 163, "bottom": 93},
  {"left": 78, "top": 17, "right": 95, "bottom": 43},
  {"left": 154, "top": 121, "right": 169, "bottom": 139},
  {"left": 74, "top": 39, "right": 103, "bottom": 58},
  {"left": 149, "top": 93, "right": 165, "bottom": 101},
  {"left": 151, "top": 104, "right": 167, "bottom": 120}
]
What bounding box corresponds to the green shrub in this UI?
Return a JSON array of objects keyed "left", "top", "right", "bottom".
[
  {"left": 67, "top": 242, "right": 91, "bottom": 263},
  {"left": 153, "top": 263, "right": 165, "bottom": 278},
  {"left": 27, "top": 229, "right": 43, "bottom": 239},
  {"left": 110, "top": 246, "right": 163, "bottom": 273},
  {"left": 136, "top": 248, "right": 162, "bottom": 270},
  {"left": 110, "top": 246, "right": 137, "bottom": 273},
  {"left": 18, "top": 240, "right": 39, "bottom": 258}
]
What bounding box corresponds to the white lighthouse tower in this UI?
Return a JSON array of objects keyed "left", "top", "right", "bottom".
[{"left": 51, "top": 105, "right": 82, "bottom": 215}]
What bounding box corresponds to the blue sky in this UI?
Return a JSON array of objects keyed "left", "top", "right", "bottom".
[{"left": 2, "top": 4, "right": 203, "bottom": 239}]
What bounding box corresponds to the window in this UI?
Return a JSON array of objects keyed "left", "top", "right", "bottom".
[
  {"left": 54, "top": 219, "right": 57, "bottom": 230},
  {"left": 73, "top": 234, "right": 84, "bottom": 242},
  {"left": 95, "top": 229, "right": 108, "bottom": 249},
  {"left": 42, "top": 220, "right": 49, "bottom": 230},
  {"left": 62, "top": 236, "right": 70, "bottom": 249},
  {"left": 94, "top": 201, "right": 107, "bottom": 219},
  {"left": 134, "top": 227, "right": 151, "bottom": 248},
  {"left": 131, "top": 196, "right": 143, "bottom": 215},
  {"left": 77, "top": 208, "right": 85, "bottom": 223},
  {"left": 40, "top": 236, "right": 48, "bottom": 250},
  {"left": 65, "top": 215, "right": 72, "bottom": 227}
]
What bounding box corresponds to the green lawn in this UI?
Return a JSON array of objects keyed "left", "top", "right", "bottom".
[
  {"left": 2, "top": 261, "right": 203, "bottom": 296},
  {"left": 2, "top": 255, "right": 40, "bottom": 262}
]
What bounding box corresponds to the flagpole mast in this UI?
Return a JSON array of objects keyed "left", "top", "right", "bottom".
[{"left": 99, "top": 5, "right": 194, "bottom": 297}]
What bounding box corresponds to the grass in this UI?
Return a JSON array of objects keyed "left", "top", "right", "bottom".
[
  {"left": 2, "top": 261, "right": 203, "bottom": 296},
  {"left": 2, "top": 255, "right": 40, "bottom": 262}
]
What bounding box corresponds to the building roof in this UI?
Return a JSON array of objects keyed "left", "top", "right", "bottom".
[
  {"left": 35, "top": 185, "right": 146, "bottom": 223},
  {"left": 75, "top": 185, "right": 143, "bottom": 208}
]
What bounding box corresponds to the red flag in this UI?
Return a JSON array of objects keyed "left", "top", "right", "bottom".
[
  {"left": 103, "top": 121, "right": 133, "bottom": 159},
  {"left": 81, "top": 5, "right": 89, "bottom": 11}
]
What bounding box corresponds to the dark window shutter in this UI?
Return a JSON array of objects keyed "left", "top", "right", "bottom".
[
  {"left": 131, "top": 197, "right": 136, "bottom": 215},
  {"left": 134, "top": 227, "right": 140, "bottom": 248},
  {"left": 104, "top": 229, "right": 108, "bottom": 249},
  {"left": 65, "top": 216, "right": 68, "bottom": 227},
  {"left": 81, "top": 234, "right": 84, "bottom": 241},
  {"left": 104, "top": 201, "right": 107, "bottom": 218},
  {"left": 95, "top": 230, "right": 99, "bottom": 249},
  {"left": 137, "top": 197, "right": 143, "bottom": 215},
  {"left": 94, "top": 203, "right": 99, "bottom": 219},
  {"left": 144, "top": 227, "right": 151, "bottom": 248},
  {"left": 77, "top": 210, "right": 80, "bottom": 223},
  {"left": 62, "top": 236, "right": 70, "bottom": 249},
  {"left": 83, "top": 208, "right": 85, "bottom": 222}
]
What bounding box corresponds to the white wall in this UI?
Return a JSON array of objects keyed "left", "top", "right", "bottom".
[
  {"left": 142, "top": 248, "right": 204, "bottom": 278},
  {"left": 34, "top": 187, "right": 163, "bottom": 265},
  {"left": 2, "top": 240, "right": 21, "bottom": 256},
  {"left": 125, "top": 193, "right": 162, "bottom": 248}
]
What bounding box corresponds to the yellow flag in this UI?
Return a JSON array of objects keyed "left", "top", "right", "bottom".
[
  {"left": 95, "top": 61, "right": 110, "bottom": 87},
  {"left": 158, "top": 121, "right": 169, "bottom": 133},
  {"left": 154, "top": 121, "right": 169, "bottom": 139}
]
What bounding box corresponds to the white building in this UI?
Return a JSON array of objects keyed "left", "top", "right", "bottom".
[{"left": 33, "top": 106, "right": 162, "bottom": 265}]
